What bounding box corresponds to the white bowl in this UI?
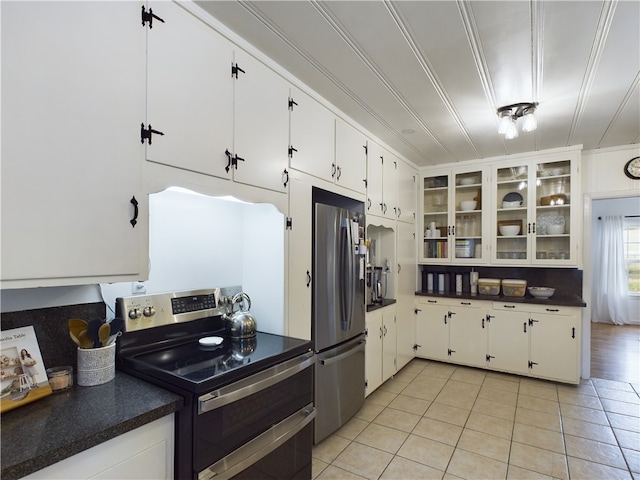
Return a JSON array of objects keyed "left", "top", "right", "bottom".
[
  {"left": 460, "top": 200, "right": 477, "bottom": 211},
  {"left": 528, "top": 287, "right": 555, "bottom": 298},
  {"left": 459, "top": 177, "right": 477, "bottom": 185},
  {"left": 551, "top": 168, "right": 564, "bottom": 176},
  {"left": 502, "top": 200, "right": 522, "bottom": 209},
  {"left": 499, "top": 225, "right": 520, "bottom": 236},
  {"left": 547, "top": 224, "right": 565, "bottom": 235}
]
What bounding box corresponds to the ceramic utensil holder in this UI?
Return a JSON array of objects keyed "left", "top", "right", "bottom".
[{"left": 77, "top": 343, "right": 115, "bottom": 386}]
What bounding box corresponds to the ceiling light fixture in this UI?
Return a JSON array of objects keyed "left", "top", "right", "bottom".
[{"left": 496, "top": 102, "right": 538, "bottom": 139}]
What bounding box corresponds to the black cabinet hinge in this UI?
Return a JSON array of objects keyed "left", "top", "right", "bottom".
[
  {"left": 412, "top": 343, "right": 421, "bottom": 351},
  {"left": 286, "top": 217, "right": 293, "bottom": 230},
  {"left": 288, "top": 98, "right": 298, "bottom": 110},
  {"left": 232, "top": 63, "right": 245, "bottom": 79},
  {"left": 140, "top": 123, "right": 164, "bottom": 144},
  {"left": 288, "top": 146, "right": 297, "bottom": 158},
  {"left": 141, "top": 6, "right": 164, "bottom": 28},
  {"left": 363, "top": 144, "right": 368, "bottom": 155}
]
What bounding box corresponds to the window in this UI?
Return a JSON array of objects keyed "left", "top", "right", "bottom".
[{"left": 624, "top": 217, "right": 640, "bottom": 295}]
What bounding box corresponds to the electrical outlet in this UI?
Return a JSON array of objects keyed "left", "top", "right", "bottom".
[{"left": 132, "top": 281, "right": 146, "bottom": 294}]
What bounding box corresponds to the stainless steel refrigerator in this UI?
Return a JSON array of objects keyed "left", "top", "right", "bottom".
[{"left": 312, "top": 189, "right": 366, "bottom": 444}]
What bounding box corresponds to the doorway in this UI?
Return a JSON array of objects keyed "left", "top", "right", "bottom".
[{"left": 589, "top": 196, "right": 640, "bottom": 384}]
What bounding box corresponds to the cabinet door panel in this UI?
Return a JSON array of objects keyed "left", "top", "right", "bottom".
[
  {"left": 383, "top": 152, "right": 398, "bottom": 220},
  {"left": 449, "top": 307, "right": 487, "bottom": 366},
  {"left": 234, "top": 52, "right": 290, "bottom": 193},
  {"left": 146, "top": 0, "right": 233, "bottom": 178},
  {"left": 415, "top": 304, "right": 449, "bottom": 361},
  {"left": 335, "top": 119, "right": 367, "bottom": 194},
  {"left": 397, "top": 161, "right": 417, "bottom": 224},
  {"left": 1, "top": 1, "right": 145, "bottom": 284},
  {"left": 366, "top": 142, "right": 384, "bottom": 217},
  {"left": 396, "top": 223, "right": 417, "bottom": 370},
  {"left": 289, "top": 89, "right": 335, "bottom": 183},
  {"left": 487, "top": 311, "right": 530, "bottom": 375},
  {"left": 529, "top": 313, "right": 578, "bottom": 382},
  {"left": 365, "top": 312, "right": 383, "bottom": 395},
  {"left": 382, "top": 310, "right": 397, "bottom": 381},
  {"left": 287, "top": 179, "right": 312, "bottom": 340}
]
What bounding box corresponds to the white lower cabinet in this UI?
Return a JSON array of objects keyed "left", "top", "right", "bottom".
[
  {"left": 415, "top": 296, "right": 582, "bottom": 384},
  {"left": 486, "top": 309, "right": 530, "bottom": 375},
  {"left": 448, "top": 301, "right": 487, "bottom": 367},
  {"left": 365, "top": 304, "right": 397, "bottom": 396},
  {"left": 20, "top": 415, "right": 174, "bottom": 480},
  {"left": 415, "top": 298, "right": 450, "bottom": 362}
]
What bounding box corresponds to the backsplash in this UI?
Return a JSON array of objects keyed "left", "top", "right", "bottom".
[
  {"left": 419, "top": 266, "right": 583, "bottom": 298},
  {"left": 1, "top": 302, "right": 106, "bottom": 369}
]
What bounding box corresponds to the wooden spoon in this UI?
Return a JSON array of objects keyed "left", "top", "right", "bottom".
[
  {"left": 98, "top": 323, "right": 111, "bottom": 348},
  {"left": 77, "top": 329, "right": 94, "bottom": 349}
]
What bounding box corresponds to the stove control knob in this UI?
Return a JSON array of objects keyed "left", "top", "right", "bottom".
[
  {"left": 142, "top": 306, "right": 156, "bottom": 317},
  {"left": 128, "top": 308, "right": 142, "bottom": 320}
]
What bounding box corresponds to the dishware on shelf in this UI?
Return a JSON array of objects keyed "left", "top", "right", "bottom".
[
  {"left": 551, "top": 167, "right": 564, "bottom": 176},
  {"left": 499, "top": 225, "right": 520, "bottom": 236},
  {"left": 547, "top": 223, "right": 565, "bottom": 235},
  {"left": 460, "top": 200, "right": 477, "bottom": 211},
  {"left": 502, "top": 192, "right": 523, "bottom": 209},
  {"left": 528, "top": 287, "right": 555, "bottom": 298},
  {"left": 536, "top": 212, "right": 565, "bottom": 235},
  {"left": 459, "top": 177, "right": 477, "bottom": 185}
]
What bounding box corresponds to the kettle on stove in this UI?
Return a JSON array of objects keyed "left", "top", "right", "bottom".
[{"left": 223, "top": 292, "right": 257, "bottom": 339}]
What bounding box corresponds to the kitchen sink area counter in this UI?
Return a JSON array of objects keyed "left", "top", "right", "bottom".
[{"left": 0, "top": 372, "right": 182, "bottom": 480}]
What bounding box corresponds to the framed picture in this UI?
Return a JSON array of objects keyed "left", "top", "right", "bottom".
[{"left": 1, "top": 326, "right": 52, "bottom": 413}]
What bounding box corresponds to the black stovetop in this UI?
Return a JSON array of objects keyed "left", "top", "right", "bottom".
[{"left": 117, "top": 318, "right": 313, "bottom": 395}]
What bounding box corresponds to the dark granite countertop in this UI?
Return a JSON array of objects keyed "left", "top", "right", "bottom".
[
  {"left": 366, "top": 298, "right": 397, "bottom": 312},
  {"left": 415, "top": 290, "right": 586, "bottom": 307},
  {"left": 1, "top": 372, "right": 183, "bottom": 480}
]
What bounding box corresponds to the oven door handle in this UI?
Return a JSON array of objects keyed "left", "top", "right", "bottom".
[
  {"left": 198, "top": 351, "right": 314, "bottom": 414},
  {"left": 198, "top": 403, "right": 316, "bottom": 480}
]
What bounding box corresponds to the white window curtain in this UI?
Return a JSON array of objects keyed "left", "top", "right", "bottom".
[{"left": 593, "top": 215, "right": 629, "bottom": 324}]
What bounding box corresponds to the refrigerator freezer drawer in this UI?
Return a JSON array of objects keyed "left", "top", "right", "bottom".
[{"left": 314, "top": 335, "right": 366, "bottom": 444}]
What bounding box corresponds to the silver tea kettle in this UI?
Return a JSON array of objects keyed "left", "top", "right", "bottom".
[{"left": 223, "top": 292, "right": 257, "bottom": 339}]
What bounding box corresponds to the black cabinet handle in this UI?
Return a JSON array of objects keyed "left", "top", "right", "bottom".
[
  {"left": 572, "top": 327, "right": 576, "bottom": 339},
  {"left": 331, "top": 163, "right": 337, "bottom": 178},
  {"left": 523, "top": 322, "right": 527, "bottom": 333},
  {"left": 283, "top": 169, "right": 289, "bottom": 188},
  {"left": 367, "top": 198, "right": 372, "bottom": 210},
  {"left": 482, "top": 318, "right": 485, "bottom": 328},
  {"left": 336, "top": 165, "right": 342, "bottom": 180},
  {"left": 130, "top": 196, "right": 139, "bottom": 228},
  {"left": 504, "top": 305, "right": 516, "bottom": 309},
  {"left": 306, "top": 270, "right": 311, "bottom": 288},
  {"left": 546, "top": 308, "right": 560, "bottom": 312}
]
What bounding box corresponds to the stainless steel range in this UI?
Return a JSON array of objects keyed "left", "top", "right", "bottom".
[{"left": 116, "top": 287, "right": 315, "bottom": 480}]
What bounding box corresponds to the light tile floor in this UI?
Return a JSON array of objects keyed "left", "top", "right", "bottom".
[{"left": 312, "top": 359, "right": 640, "bottom": 480}]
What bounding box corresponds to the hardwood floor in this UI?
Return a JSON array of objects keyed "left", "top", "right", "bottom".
[{"left": 591, "top": 321, "right": 640, "bottom": 384}]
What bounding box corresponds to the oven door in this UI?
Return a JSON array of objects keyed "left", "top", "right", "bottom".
[{"left": 196, "top": 352, "right": 314, "bottom": 480}]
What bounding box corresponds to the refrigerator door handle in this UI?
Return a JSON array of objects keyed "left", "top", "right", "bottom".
[{"left": 319, "top": 339, "right": 366, "bottom": 366}]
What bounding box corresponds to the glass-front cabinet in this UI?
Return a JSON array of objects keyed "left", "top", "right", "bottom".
[
  {"left": 492, "top": 152, "right": 579, "bottom": 265},
  {"left": 421, "top": 167, "right": 488, "bottom": 263}
]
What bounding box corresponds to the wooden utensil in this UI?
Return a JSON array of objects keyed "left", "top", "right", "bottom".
[
  {"left": 77, "top": 329, "right": 94, "bottom": 349},
  {"left": 98, "top": 323, "right": 110, "bottom": 348}
]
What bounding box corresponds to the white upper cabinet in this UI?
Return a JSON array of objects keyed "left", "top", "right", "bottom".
[
  {"left": 382, "top": 152, "right": 399, "bottom": 220},
  {"left": 420, "top": 166, "right": 489, "bottom": 264},
  {"left": 233, "top": 51, "right": 290, "bottom": 193},
  {"left": 366, "top": 142, "right": 404, "bottom": 220},
  {"left": 1, "top": 1, "right": 147, "bottom": 288},
  {"left": 146, "top": 0, "right": 233, "bottom": 179},
  {"left": 146, "top": 1, "right": 289, "bottom": 193},
  {"left": 397, "top": 161, "right": 417, "bottom": 224},
  {"left": 288, "top": 88, "right": 335, "bottom": 183},
  {"left": 491, "top": 150, "right": 580, "bottom": 266},
  {"left": 366, "top": 142, "right": 384, "bottom": 217},
  {"left": 335, "top": 119, "right": 367, "bottom": 194}
]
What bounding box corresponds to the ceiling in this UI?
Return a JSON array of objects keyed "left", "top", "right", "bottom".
[{"left": 194, "top": 1, "right": 640, "bottom": 168}]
